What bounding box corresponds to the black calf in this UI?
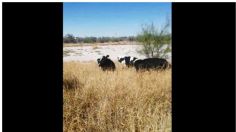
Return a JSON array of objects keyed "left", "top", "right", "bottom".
[{"left": 97, "top": 55, "right": 116, "bottom": 71}]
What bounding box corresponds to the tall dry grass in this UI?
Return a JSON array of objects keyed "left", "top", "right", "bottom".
[{"left": 63, "top": 62, "right": 171, "bottom": 132}]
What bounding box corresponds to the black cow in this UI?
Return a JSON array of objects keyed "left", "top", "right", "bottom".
[
  {"left": 97, "top": 55, "right": 116, "bottom": 71},
  {"left": 132, "top": 58, "right": 171, "bottom": 71},
  {"left": 117, "top": 56, "right": 137, "bottom": 67}
]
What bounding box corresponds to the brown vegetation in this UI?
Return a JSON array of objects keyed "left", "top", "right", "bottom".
[{"left": 63, "top": 62, "right": 171, "bottom": 132}]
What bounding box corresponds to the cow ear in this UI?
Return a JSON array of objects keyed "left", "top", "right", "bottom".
[{"left": 106, "top": 55, "right": 109, "bottom": 58}]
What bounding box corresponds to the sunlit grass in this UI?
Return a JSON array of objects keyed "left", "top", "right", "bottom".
[{"left": 63, "top": 62, "right": 171, "bottom": 132}]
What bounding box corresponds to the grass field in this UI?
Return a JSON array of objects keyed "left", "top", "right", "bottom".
[{"left": 63, "top": 62, "right": 171, "bottom": 132}]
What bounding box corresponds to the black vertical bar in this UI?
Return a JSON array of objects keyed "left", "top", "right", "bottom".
[
  {"left": 3, "top": 3, "right": 63, "bottom": 131},
  {"left": 172, "top": 3, "right": 235, "bottom": 132}
]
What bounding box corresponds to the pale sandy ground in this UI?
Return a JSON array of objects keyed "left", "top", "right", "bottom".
[{"left": 63, "top": 42, "right": 172, "bottom": 63}]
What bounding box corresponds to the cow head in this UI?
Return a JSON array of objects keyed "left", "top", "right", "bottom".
[
  {"left": 97, "top": 58, "right": 101, "bottom": 64},
  {"left": 98, "top": 55, "right": 110, "bottom": 66},
  {"left": 117, "top": 56, "right": 126, "bottom": 64},
  {"left": 118, "top": 56, "right": 138, "bottom": 67}
]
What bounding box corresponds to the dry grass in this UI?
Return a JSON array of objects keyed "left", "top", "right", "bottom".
[{"left": 63, "top": 62, "right": 171, "bottom": 132}]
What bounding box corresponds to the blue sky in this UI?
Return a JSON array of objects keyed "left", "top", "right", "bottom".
[{"left": 64, "top": 3, "right": 171, "bottom": 37}]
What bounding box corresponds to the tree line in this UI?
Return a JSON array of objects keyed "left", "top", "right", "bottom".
[
  {"left": 64, "top": 21, "right": 171, "bottom": 58},
  {"left": 63, "top": 35, "right": 137, "bottom": 43}
]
